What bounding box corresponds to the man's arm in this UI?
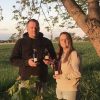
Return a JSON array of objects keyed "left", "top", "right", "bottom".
[{"left": 10, "top": 39, "right": 28, "bottom": 67}]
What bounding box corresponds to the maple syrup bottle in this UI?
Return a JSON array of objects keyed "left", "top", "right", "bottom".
[
  {"left": 44, "top": 48, "right": 50, "bottom": 60},
  {"left": 33, "top": 49, "right": 38, "bottom": 63},
  {"left": 53, "top": 59, "right": 59, "bottom": 75}
]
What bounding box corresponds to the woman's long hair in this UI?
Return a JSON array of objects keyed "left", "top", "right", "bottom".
[{"left": 58, "top": 32, "right": 74, "bottom": 63}]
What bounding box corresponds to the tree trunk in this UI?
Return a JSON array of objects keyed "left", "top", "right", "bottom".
[
  {"left": 87, "top": 0, "right": 100, "bottom": 21},
  {"left": 86, "top": 0, "right": 100, "bottom": 56},
  {"left": 61, "top": 0, "right": 100, "bottom": 57}
]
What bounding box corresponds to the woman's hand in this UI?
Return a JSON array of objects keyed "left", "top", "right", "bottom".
[{"left": 53, "top": 74, "right": 60, "bottom": 79}]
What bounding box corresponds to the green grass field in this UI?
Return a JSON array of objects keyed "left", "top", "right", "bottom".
[{"left": 0, "top": 42, "right": 100, "bottom": 100}]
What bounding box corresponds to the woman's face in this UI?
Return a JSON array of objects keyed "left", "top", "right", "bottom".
[{"left": 60, "top": 34, "right": 69, "bottom": 49}]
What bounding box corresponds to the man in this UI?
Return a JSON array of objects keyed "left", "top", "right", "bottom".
[{"left": 10, "top": 19, "right": 56, "bottom": 96}]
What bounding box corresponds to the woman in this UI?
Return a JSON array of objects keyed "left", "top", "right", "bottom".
[{"left": 53, "top": 32, "right": 81, "bottom": 100}]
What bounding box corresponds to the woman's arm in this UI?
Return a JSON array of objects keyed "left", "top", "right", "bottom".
[{"left": 66, "top": 51, "right": 81, "bottom": 79}]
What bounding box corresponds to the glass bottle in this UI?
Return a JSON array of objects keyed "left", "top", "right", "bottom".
[
  {"left": 44, "top": 48, "right": 50, "bottom": 60},
  {"left": 33, "top": 49, "right": 38, "bottom": 63},
  {"left": 53, "top": 59, "right": 59, "bottom": 75}
]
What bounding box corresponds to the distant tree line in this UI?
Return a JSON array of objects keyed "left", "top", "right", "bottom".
[
  {"left": 0, "top": 32, "right": 89, "bottom": 43},
  {"left": 54, "top": 33, "right": 89, "bottom": 42}
]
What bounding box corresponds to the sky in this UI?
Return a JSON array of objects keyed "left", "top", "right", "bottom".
[
  {"left": 0, "top": 0, "right": 85, "bottom": 40},
  {"left": 0, "top": 0, "right": 17, "bottom": 40}
]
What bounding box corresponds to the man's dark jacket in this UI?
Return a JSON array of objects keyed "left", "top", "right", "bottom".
[{"left": 10, "top": 32, "right": 56, "bottom": 82}]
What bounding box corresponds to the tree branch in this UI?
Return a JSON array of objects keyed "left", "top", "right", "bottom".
[
  {"left": 40, "top": 5, "right": 52, "bottom": 32},
  {"left": 61, "top": 0, "right": 88, "bottom": 33},
  {"left": 87, "top": 0, "right": 100, "bottom": 21}
]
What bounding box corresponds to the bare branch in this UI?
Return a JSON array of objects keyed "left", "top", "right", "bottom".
[
  {"left": 61, "top": 0, "right": 88, "bottom": 33},
  {"left": 87, "top": 0, "right": 100, "bottom": 21},
  {"left": 40, "top": 5, "right": 52, "bottom": 32}
]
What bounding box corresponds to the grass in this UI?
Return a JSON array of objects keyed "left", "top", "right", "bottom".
[
  {"left": 0, "top": 42, "right": 100, "bottom": 100},
  {"left": 0, "top": 44, "right": 19, "bottom": 92}
]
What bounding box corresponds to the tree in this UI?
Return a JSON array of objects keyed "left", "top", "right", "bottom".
[
  {"left": 13, "top": 0, "right": 100, "bottom": 57},
  {"left": 9, "top": 33, "right": 17, "bottom": 42},
  {"left": 12, "top": 0, "right": 77, "bottom": 40},
  {"left": 0, "top": 6, "right": 3, "bottom": 21},
  {"left": 83, "top": 35, "right": 89, "bottom": 41},
  {"left": 61, "top": 0, "right": 100, "bottom": 56}
]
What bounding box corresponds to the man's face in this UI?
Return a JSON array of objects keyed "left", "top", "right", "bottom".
[{"left": 27, "top": 21, "right": 38, "bottom": 38}]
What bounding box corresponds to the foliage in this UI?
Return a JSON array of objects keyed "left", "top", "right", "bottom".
[
  {"left": 0, "top": 6, "right": 3, "bottom": 21},
  {"left": 8, "top": 33, "right": 17, "bottom": 42},
  {"left": 0, "top": 42, "right": 100, "bottom": 100},
  {"left": 12, "top": 0, "right": 87, "bottom": 39},
  {"left": 74, "top": 42, "right": 100, "bottom": 99},
  {"left": 0, "top": 44, "right": 18, "bottom": 92},
  {"left": 7, "top": 76, "right": 42, "bottom": 100},
  {"left": 82, "top": 35, "right": 89, "bottom": 41}
]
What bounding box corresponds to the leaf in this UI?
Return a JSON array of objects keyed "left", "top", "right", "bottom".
[{"left": 8, "top": 81, "right": 19, "bottom": 96}]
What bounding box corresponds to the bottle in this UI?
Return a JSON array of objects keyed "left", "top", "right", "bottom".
[
  {"left": 44, "top": 48, "right": 50, "bottom": 60},
  {"left": 33, "top": 49, "right": 38, "bottom": 63},
  {"left": 53, "top": 59, "right": 59, "bottom": 75}
]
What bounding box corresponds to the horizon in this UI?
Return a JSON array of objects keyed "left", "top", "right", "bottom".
[{"left": 0, "top": 27, "right": 86, "bottom": 40}]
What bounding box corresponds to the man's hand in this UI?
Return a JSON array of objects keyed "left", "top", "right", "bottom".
[
  {"left": 28, "top": 58, "right": 37, "bottom": 67},
  {"left": 43, "top": 59, "right": 51, "bottom": 65}
]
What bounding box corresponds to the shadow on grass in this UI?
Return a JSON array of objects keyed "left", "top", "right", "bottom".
[
  {"left": 77, "top": 61, "right": 100, "bottom": 100},
  {"left": 0, "top": 61, "right": 100, "bottom": 100}
]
